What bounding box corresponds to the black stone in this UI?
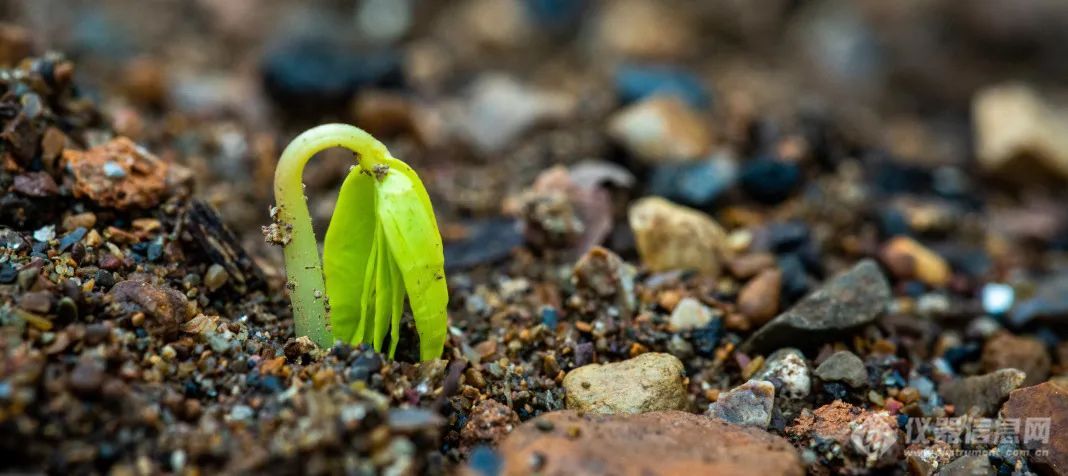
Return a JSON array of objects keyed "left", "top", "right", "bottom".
[
  {"left": 94, "top": 269, "right": 115, "bottom": 291},
  {"left": 444, "top": 218, "right": 523, "bottom": 271},
  {"left": 876, "top": 208, "right": 911, "bottom": 238},
  {"left": 766, "top": 221, "right": 810, "bottom": 253},
  {"left": 777, "top": 254, "right": 811, "bottom": 303},
  {"left": 739, "top": 158, "right": 800, "bottom": 204},
  {"left": 690, "top": 319, "right": 722, "bottom": 358}
]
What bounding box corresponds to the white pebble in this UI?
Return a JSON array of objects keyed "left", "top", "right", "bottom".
[{"left": 982, "top": 283, "right": 1014, "bottom": 315}]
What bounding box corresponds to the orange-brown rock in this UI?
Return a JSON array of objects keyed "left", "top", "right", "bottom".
[
  {"left": 1001, "top": 382, "right": 1068, "bottom": 476},
  {"left": 981, "top": 332, "right": 1051, "bottom": 387},
  {"left": 728, "top": 252, "right": 776, "bottom": 279},
  {"left": 459, "top": 399, "right": 519, "bottom": 454},
  {"left": 494, "top": 410, "right": 804, "bottom": 476},
  {"left": 737, "top": 267, "right": 782, "bottom": 326},
  {"left": 63, "top": 137, "right": 170, "bottom": 210},
  {"left": 878, "top": 236, "right": 950, "bottom": 287}
]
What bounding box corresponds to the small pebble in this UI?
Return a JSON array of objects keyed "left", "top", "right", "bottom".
[
  {"left": 204, "top": 264, "right": 229, "bottom": 292},
  {"left": 981, "top": 283, "right": 1014, "bottom": 315},
  {"left": 668, "top": 297, "right": 714, "bottom": 332},
  {"left": 33, "top": 225, "right": 55, "bottom": 243},
  {"left": 707, "top": 380, "right": 775, "bottom": 428},
  {"left": 814, "top": 351, "right": 868, "bottom": 388}
]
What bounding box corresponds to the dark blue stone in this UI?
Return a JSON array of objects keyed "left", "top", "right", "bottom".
[
  {"left": 649, "top": 156, "right": 736, "bottom": 208},
  {"left": 739, "top": 158, "right": 800, "bottom": 204},
  {"left": 872, "top": 159, "right": 932, "bottom": 195},
  {"left": 822, "top": 381, "right": 850, "bottom": 400},
  {"left": 349, "top": 353, "right": 383, "bottom": 381},
  {"left": 523, "top": 0, "right": 587, "bottom": 31},
  {"left": 260, "top": 375, "right": 284, "bottom": 393},
  {"left": 876, "top": 208, "right": 911, "bottom": 238},
  {"left": 896, "top": 414, "right": 909, "bottom": 429},
  {"left": 58, "top": 227, "right": 86, "bottom": 252},
  {"left": 468, "top": 445, "right": 502, "bottom": 476},
  {"left": 615, "top": 63, "right": 710, "bottom": 108},
  {"left": 939, "top": 246, "right": 991, "bottom": 278},
  {"left": 0, "top": 263, "right": 16, "bottom": 284},
  {"left": 262, "top": 38, "right": 402, "bottom": 112},
  {"left": 183, "top": 379, "right": 200, "bottom": 398},
  {"left": 540, "top": 306, "right": 558, "bottom": 329},
  {"left": 31, "top": 241, "right": 49, "bottom": 257},
  {"left": 902, "top": 281, "right": 926, "bottom": 297},
  {"left": 146, "top": 241, "right": 163, "bottom": 262},
  {"left": 766, "top": 221, "right": 810, "bottom": 253},
  {"left": 884, "top": 371, "right": 906, "bottom": 388}
]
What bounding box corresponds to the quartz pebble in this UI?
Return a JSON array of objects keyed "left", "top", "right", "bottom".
[
  {"left": 753, "top": 348, "right": 811, "bottom": 399},
  {"left": 668, "top": 297, "right": 715, "bottom": 332},
  {"left": 627, "top": 196, "right": 727, "bottom": 277},
  {"left": 563, "top": 352, "right": 688, "bottom": 414}
]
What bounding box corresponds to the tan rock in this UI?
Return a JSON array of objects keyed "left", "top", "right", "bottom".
[
  {"left": 974, "top": 83, "right": 1068, "bottom": 182},
  {"left": 628, "top": 197, "right": 726, "bottom": 276},
  {"left": 493, "top": 410, "right": 804, "bottom": 476},
  {"left": 878, "top": 236, "right": 950, "bottom": 287},
  {"left": 563, "top": 352, "right": 688, "bottom": 414},
  {"left": 737, "top": 268, "right": 781, "bottom": 326},
  {"left": 1001, "top": 382, "right": 1068, "bottom": 476},
  {"left": 594, "top": 0, "right": 696, "bottom": 59},
  {"left": 608, "top": 96, "right": 712, "bottom": 164}
]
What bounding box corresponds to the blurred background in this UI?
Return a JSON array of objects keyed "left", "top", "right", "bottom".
[{"left": 3, "top": 0, "right": 1068, "bottom": 270}]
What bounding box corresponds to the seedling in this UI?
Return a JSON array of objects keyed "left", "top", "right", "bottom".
[{"left": 272, "top": 123, "right": 447, "bottom": 360}]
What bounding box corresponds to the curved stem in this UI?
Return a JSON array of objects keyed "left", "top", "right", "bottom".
[{"left": 273, "top": 123, "right": 393, "bottom": 348}]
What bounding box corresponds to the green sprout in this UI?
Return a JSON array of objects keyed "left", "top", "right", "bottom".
[{"left": 273, "top": 123, "right": 447, "bottom": 360}]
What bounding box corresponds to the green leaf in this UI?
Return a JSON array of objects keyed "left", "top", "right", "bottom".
[
  {"left": 375, "top": 166, "right": 449, "bottom": 361},
  {"left": 324, "top": 160, "right": 448, "bottom": 360},
  {"left": 388, "top": 257, "right": 405, "bottom": 357},
  {"left": 323, "top": 170, "right": 377, "bottom": 344},
  {"left": 372, "top": 224, "right": 392, "bottom": 351}
]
